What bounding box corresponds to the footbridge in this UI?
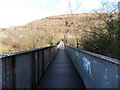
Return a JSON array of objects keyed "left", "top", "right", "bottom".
[{"left": 0, "top": 41, "right": 120, "bottom": 88}]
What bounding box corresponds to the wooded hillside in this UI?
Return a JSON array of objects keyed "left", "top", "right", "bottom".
[{"left": 0, "top": 13, "right": 119, "bottom": 59}]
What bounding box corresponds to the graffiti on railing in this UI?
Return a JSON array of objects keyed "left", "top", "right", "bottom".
[
  {"left": 2, "top": 72, "right": 9, "bottom": 87},
  {"left": 2, "top": 69, "right": 16, "bottom": 87},
  {"left": 83, "top": 57, "right": 91, "bottom": 74}
]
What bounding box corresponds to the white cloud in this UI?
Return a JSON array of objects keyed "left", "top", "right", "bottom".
[
  {"left": 0, "top": 0, "right": 117, "bottom": 28},
  {"left": 54, "top": 0, "right": 77, "bottom": 14},
  {"left": 103, "top": 0, "right": 119, "bottom": 3},
  {"left": 40, "top": 0, "right": 50, "bottom": 3},
  {"left": 79, "top": 0, "right": 102, "bottom": 12},
  {"left": 0, "top": 0, "right": 52, "bottom": 28},
  {"left": 54, "top": 0, "right": 68, "bottom": 13},
  {"left": 53, "top": 0, "right": 102, "bottom": 14}
]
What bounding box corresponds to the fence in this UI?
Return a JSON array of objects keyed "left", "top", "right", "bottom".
[
  {"left": 0, "top": 45, "right": 59, "bottom": 88},
  {"left": 66, "top": 45, "right": 120, "bottom": 88},
  {"left": 1, "top": 43, "right": 120, "bottom": 88}
]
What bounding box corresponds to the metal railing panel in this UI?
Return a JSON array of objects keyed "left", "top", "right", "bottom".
[
  {"left": 15, "top": 53, "right": 32, "bottom": 88},
  {"left": 66, "top": 45, "right": 120, "bottom": 88},
  {"left": 0, "top": 45, "right": 59, "bottom": 88},
  {"left": 0, "top": 59, "right": 2, "bottom": 89}
]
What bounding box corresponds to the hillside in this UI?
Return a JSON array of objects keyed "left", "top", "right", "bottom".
[
  {"left": 0, "top": 14, "right": 93, "bottom": 53},
  {"left": 0, "top": 13, "right": 119, "bottom": 60}
]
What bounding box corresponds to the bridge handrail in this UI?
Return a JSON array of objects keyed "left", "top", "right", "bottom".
[
  {"left": 66, "top": 45, "right": 120, "bottom": 65},
  {"left": 66, "top": 45, "right": 120, "bottom": 88},
  {"left": 0, "top": 45, "right": 59, "bottom": 88},
  {"left": 0, "top": 46, "right": 55, "bottom": 58}
]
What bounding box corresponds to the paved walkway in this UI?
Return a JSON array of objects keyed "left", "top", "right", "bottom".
[{"left": 38, "top": 49, "right": 86, "bottom": 88}]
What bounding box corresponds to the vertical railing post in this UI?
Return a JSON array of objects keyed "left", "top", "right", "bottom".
[
  {"left": 5, "top": 58, "right": 9, "bottom": 88},
  {"left": 2, "top": 59, "right": 6, "bottom": 88},
  {"left": 31, "top": 52, "right": 35, "bottom": 88},
  {"left": 35, "top": 51, "right": 39, "bottom": 86},
  {"left": 48, "top": 48, "right": 50, "bottom": 66},
  {"left": 42, "top": 50, "right": 45, "bottom": 75},
  {"left": 11, "top": 56, "right": 16, "bottom": 88},
  {"left": 37, "top": 51, "right": 40, "bottom": 82},
  {"left": 0, "top": 59, "right": 2, "bottom": 89}
]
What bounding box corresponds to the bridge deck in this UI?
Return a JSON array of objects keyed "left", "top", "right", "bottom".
[{"left": 38, "top": 49, "right": 85, "bottom": 88}]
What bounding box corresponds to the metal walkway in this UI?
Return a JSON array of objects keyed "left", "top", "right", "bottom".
[{"left": 38, "top": 49, "right": 86, "bottom": 88}]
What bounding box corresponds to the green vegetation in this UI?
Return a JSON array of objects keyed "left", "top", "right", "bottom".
[
  {"left": 80, "top": 16, "right": 119, "bottom": 59},
  {"left": 0, "top": 28, "right": 6, "bottom": 32}
]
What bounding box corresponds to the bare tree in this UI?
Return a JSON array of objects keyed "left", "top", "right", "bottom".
[
  {"left": 66, "top": 0, "right": 83, "bottom": 48},
  {"left": 82, "top": 1, "right": 119, "bottom": 58}
]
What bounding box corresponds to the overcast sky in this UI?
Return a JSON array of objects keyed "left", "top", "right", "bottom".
[{"left": 0, "top": 0, "right": 119, "bottom": 28}]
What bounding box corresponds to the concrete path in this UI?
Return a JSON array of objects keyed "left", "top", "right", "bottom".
[{"left": 38, "top": 49, "right": 86, "bottom": 88}]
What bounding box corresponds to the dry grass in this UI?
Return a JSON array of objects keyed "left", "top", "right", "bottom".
[{"left": 0, "top": 13, "right": 117, "bottom": 55}]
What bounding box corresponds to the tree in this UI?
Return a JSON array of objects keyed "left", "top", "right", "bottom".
[
  {"left": 66, "top": 0, "right": 83, "bottom": 48},
  {"left": 81, "top": 1, "right": 119, "bottom": 59}
]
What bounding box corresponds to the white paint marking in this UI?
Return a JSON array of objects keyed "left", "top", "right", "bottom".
[{"left": 83, "top": 57, "right": 91, "bottom": 74}]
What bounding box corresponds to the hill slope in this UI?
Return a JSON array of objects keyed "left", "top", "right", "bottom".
[{"left": 0, "top": 13, "right": 118, "bottom": 60}]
